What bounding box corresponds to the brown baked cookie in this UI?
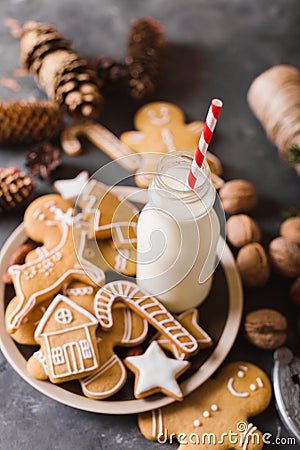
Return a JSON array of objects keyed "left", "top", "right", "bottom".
[
  {"left": 6, "top": 194, "right": 105, "bottom": 334},
  {"left": 139, "top": 362, "right": 272, "bottom": 449},
  {"left": 30, "top": 294, "right": 100, "bottom": 384},
  {"left": 80, "top": 305, "right": 148, "bottom": 399},
  {"left": 120, "top": 102, "right": 221, "bottom": 188}
]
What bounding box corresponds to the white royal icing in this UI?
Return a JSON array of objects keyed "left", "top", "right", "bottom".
[
  {"left": 125, "top": 341, "right": 189, "bottom": 399},
  {"left": 239, "top": 423, "right": 258, "bottom": 450},
  {"left": 256, "top": 377, "right": 264, "bottom": 388},
  {"left": 80, "top": 354, "right": 126, "bottom": 398},
  {"left": 147, "top": 106, "right": 170, "bottom": 125},
  {"left": 227, "top": 377, "right": 249, "bottom": 398},
  {"left": 151, "top": 408, "right": 163, "bottom": 438},
  {"left": 193, "top": 419, "right": 201, "bottom": 427},
  {"left": 53, "top": 171, "right": 89, "bottom": 204},
  {"left": 94, "top": 280, "right": 199, "bottom": 356},
  {"left": 35, "top": 295, "right": 99, "bottom": 380}
]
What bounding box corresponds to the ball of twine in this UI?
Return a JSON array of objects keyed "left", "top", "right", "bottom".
[{"left": 247, "top": 65, "right": 300, "bottom": 174}]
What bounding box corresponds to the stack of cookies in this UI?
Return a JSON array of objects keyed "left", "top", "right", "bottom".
[{"left": 4, "top": 183, "right": 212, "bottom": 401}]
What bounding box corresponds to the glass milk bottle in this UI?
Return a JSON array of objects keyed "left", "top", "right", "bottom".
[{"left": 136, "top": 150, "right": 221, "bottom": 313}]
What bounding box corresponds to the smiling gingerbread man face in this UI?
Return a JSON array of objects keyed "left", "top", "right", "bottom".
[
  {"left": 138, "top": 361, "right": 272, "bottom": 450},
  {"left": 226, "top": 363, "right": 266, "bottom": 399}
]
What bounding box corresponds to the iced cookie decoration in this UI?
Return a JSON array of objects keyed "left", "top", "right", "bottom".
[
  {"left": 79, "top": 179, "right": 138, "bottom": 242},
  {"left": 29, "top": 294, "right": 99, "bottom": 383},
  {"left": 24, "top": 194, "right": 74, "bottom": 263},
  {"left": 94, "top": 280, "right": 199, "bottom": 359},
  {"left": 5, "top": 195, "right": 105, "bottom": 333},
  {"left": 152, "top": 309, "right": 213, "bottom": 360},
  {"left": 53, "top": 171, "right": 89, "bottom": 204},
  {"left": 62, "top": 281, "right": 96, "bottom": 315},
  {"left": 138, "top": 362, "right": 272, "bottom": 449},
  {"left": 97, "top": 239, "right": 137, "bottom": 277},
  {"left": 81, "top": 305, "right": 148, "bottom": 399},
  {"left": 5, "top": 297, "right": 51, "bottom": 345},
  {"left": 124, "top": 341, "right": 190, "bottom": 401},
  {"left": 120, "top": 102, "right": 223, "bottom": 188}
]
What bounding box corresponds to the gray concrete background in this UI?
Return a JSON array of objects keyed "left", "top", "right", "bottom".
[{"left": 0, "top": 0, "right": 299, "bottom": 449}]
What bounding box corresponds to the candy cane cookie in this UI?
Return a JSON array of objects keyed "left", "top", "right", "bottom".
[{"left": 94, "top": 280, "right": 199, "bottom": 358}]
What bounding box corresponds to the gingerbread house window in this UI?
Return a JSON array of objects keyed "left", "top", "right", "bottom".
[
  {"left": 51, "top": 347, "right": 65, "bottom": 365},
  {"left": 54, "top": 308, "right": 73, "bottom": 324},
  {"left": 79, "top": 340, "right": 92, "bottom": 359}
]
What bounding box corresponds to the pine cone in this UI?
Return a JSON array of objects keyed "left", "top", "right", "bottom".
[
  {"left": 26, "top": 142, "right": 61, "bottom": 180},
  {"left": 126, "top": 17, "right": 167, "bottom": 100},
  {"left": 0, "top": 99, "right": 62, "bottom": 145},
  {"left": 20, "top": 21, "right": 103, "bottom": 118},
  {"left": 0, "top": 168, "right": 34, "bottom": 213},
  {"left": 91, "top": 55, "right": 128, "bottom": 94}
]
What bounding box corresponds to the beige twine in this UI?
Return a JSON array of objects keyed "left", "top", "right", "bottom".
[{"left": 247, "top": 65, "right": 300, "bottom": 175}]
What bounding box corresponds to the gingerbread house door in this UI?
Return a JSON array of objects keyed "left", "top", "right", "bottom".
[{"left": 63, "top": 342, "right": 85, "bottom": 375}]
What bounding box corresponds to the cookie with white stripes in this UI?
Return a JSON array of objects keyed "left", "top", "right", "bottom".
[
  {"left": 138, "top": 361, "right": 271, "bottom": 449},
  {"left": 80, "top": 305, "right": 148, "bottom": 399}
]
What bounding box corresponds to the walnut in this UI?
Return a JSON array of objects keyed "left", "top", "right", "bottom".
[
  {"left": 237, "top": 242, "right": 270, "bottom": 287},
  {"left": 219, "top": 179, "right": 257, "bottom": 214},
  {"left": 226, "top": 214, "right": 261, "bottom": 248},
  {"left": 269, "top": 236, "right": 300, "bottom": 278},
  {"left": 280, "top": 217, "right": 300, "bottom": 244},
  {"left": 244, "top": 309, "right": 287, "bottom": 350}
]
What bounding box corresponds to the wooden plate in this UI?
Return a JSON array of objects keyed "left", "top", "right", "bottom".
[{"left": 0, "top": 186, "right": 243, "bottom": 414}]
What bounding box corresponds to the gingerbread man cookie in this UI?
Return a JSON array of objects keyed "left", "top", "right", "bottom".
[
  {"left": 80, "top": 305, "right": 148, "bottom": 399},
  {"left": 138, "top": 362, "right": 272, "bottom": 450},
  {"left": 6, "top": 195, "right": 105, "bottom": 333},
  {"left": 120, "top": 102, "right": 223, "bottom": 188},
  {"left": 31, "top": 294, "right": 99, "bottom": 383}
]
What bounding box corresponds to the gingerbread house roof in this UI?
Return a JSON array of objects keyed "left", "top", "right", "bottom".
[{"left": 35, "top": 294, "right": 98, "bottom": 338}]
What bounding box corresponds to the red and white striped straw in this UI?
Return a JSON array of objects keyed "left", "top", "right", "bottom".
[{"left": 187, "top": 98, "right": 223, "bottom": 189}]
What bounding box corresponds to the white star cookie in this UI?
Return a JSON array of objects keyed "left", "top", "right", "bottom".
[
  {"left": 124, "top": 341, "right": 190, "bottom": 401},
  {"left": 53, "top": 171, "right": 89, "bottom": 203}
]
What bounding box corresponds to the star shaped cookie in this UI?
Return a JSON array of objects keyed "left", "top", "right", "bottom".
[
  {"left": 53, "top": 171, "right": 89, "bottom": 203},
  {"left": 152, "top": 308, "right": 213, "bottom": 360},
  {"left": 124, "top": 341, "right": 190, "bottom": 401}
]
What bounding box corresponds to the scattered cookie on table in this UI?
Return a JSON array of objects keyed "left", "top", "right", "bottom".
[
  {"left": 120, "top": 101, "right": 222, "bottom": 188},
  {"left": 124, "top": 341, "right": 190, "bottom": 401},
  {"left": 138, "top": 361, "right": 272, "bottom": 448}
]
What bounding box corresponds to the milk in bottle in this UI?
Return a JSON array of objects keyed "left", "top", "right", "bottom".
[{"left": 136, "top": 151, "right": 221, "bottom": 313}]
